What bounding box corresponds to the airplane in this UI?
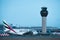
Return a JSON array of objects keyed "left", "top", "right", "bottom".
[{"left": 3, "top": 20, "right": 38, "bottom": 35}]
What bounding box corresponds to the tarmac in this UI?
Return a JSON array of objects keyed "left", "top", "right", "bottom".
[{"left": 0, "top": 34, "right": 60, "bottom": 40}]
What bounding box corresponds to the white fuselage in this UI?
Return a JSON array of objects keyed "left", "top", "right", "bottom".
[{"left": 4, "top": 28, "right": 38, "bottom": 35}]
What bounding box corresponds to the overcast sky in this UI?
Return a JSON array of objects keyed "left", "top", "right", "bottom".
[{"left": 0, "top": 0, "right": 60, "bottom": 27}]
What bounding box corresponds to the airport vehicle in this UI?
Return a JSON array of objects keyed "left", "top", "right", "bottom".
[{"left": 52, "top": 32, "right": 60, "bottom": 35}]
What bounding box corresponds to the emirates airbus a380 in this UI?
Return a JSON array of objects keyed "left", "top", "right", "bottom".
[{"left": 3, "top": 20, "right": 38, "bottom": 35}]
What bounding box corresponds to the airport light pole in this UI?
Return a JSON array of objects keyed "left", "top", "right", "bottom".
[{"left": 40, "top": 7, "right": 48, "bottom": 34}]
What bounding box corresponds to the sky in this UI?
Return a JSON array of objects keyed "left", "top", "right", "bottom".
[{"left": 0, "top": 0, "right": 60, "bottom": 27}]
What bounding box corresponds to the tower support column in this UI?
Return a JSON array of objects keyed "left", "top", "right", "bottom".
[{"left": 42, "top": 17, "right": 46, "bottom": 33}]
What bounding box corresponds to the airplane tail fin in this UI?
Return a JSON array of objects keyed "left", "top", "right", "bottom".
[{"left": 3, "top": 20, "right": 16, "bottom": 33}]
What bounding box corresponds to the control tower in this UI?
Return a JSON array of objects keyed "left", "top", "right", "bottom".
[{"left": 40, "top": 7, "right": 48, "bottom": 34}]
